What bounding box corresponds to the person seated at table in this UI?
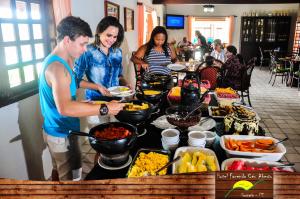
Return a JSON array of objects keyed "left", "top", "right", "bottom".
[
  {"left": 177, "top": 37, "right": 193, "bottom": 61},
  {"left": 178, "top": 37, "right": 192, "bottom": 49},
  {"left": 219, "top": 45, "right": 246, "bottom": 89},
  {"left": 198, "top": 56, "right": 222, "bottom": 89},
  {"left": 131, "top": 26, "right": 177, "bottom": 76},
  {"left": 211, "top": 39, "right": 226, "bottom": 63}
]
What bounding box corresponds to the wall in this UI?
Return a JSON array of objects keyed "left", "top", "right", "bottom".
[
  {"left": 71, "top": 0, "right": 164, "bottom": 88},
  {"left": 0, "top": 94, "right": 52, "bottom": 180},
  {"left": 0, "top": 0, "right": 164, "bottom": 180},
  {"left": 166, "top": 4, "right": 299, "bottom": 52},
  {"left": 71, "top": 0, "right": 164, "bottom": 133}
]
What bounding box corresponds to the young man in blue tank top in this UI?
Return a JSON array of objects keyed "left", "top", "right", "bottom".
[{"left": 39, "top": 16, "right": 125, "bottom": 181}]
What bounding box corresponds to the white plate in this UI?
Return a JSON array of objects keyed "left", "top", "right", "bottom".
[
  {"left": 98, "top": 155, "right": 132, "bottom": 170},
  {"left": 151, "top": 115, "right": 176, "bottom": 129},
  {"left": 167, "top": 63, "right": 186, "bottom": 71},
  {"left": 151, "top": 116, "right": 216, "bottom": 131},
  {"left": 188, "top": 117, "right": 216, "bottom": 131},
  {"left": 108, "top": 86, "right": 135, "bottom": 97},
  {"left": 221, "top": 158, "right": 294, "bottom": 172},
  {"left": 220, "top": 135, "right": 286, "bottom": 161},
  {"left": 172, "top": 146, "right": 220, "bottom": 174}
]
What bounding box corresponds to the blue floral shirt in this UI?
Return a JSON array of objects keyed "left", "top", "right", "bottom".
[{"left": 74, "top": 44, "right": 123, "bottom": 100}]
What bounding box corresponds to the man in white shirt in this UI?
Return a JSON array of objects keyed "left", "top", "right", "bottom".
[{"left": 210, "top": 39, "right": 226, "bottom": 63}]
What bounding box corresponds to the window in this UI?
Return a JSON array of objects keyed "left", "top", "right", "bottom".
[
  {"left": 192, "top": 17, "right": 230, "bottom": 45},
  {"left": 0, "top": 0, "right": 55, "bottom": 107}
]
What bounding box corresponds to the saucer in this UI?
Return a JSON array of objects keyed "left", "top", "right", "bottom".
[
  {"left": 98, "top": 155, "right": 132, "bottom": 170},
  {"left": 188, "top": 117, "right": 216, "bottom": 131}
]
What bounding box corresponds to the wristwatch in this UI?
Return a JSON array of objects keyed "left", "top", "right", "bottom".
[{"left": 99, "top": 104, "right": 109, "bottom": 116}]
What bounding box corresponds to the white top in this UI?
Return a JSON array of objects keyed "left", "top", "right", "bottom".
[{"left": 211, "top": 49, "right": 226, "bottom": 62}]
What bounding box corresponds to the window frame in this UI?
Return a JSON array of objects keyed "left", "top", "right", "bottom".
[{"left": 0, "top": 0, "right": 54, "bottom": 108}]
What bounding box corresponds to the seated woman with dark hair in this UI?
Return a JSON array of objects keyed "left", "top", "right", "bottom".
[{"left": 220, "top": 45, "right": 246, "bottom": 89}]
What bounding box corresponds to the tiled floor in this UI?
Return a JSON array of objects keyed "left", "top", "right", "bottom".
[
  {"left": 249, "top": 67, "right": 300, "bottom": 171},
  {"left": 80, "top": 66, "right": 300, "bottom": 178}
]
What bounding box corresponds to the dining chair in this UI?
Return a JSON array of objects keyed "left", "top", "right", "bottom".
[
  {"left": 236, "top": 57, "right": 256, "bottom": 107},
  {"left": 259, "top": 46, "right": 270, "bottom": 70},
  {"left": 131, "top": 51, "right": 143, "bottom": 89},
  {"left": 268, "top": 54, "right": 290, "bottom": 86},
  {"left": 290, "top": 61, "right": 300, "bottom": 90},
  {"left": 199, "top": 59, "right": 223, "bottom": 90}
]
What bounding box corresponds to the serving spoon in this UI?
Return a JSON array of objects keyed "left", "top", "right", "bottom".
[
  {"left": 267, "top": 137, "right": 289, "bottom": 150},
  {"left": 143, "top": 156, "right": 181, "bottom": 176}
]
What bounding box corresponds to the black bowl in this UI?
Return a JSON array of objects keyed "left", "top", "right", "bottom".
[
  {"left": 115, "top": 100, "right": 153, "bottom": 124},
  {"left": 136, "top": 90, "right": 163, "bottom": 104},
  {"left": 165, "top": 105, "right": 201, "bottom": 129},
  {"left": 89, "top": 122, "right": 138, "bottom": 154}
]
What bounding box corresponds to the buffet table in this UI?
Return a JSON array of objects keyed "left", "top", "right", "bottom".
[{"left": 85, "top": 94, "right": 227, "bottom": 180}]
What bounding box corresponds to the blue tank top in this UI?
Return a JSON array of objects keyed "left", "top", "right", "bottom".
[{"left": 39, "top": 54, "right": 80, "bottom": 138}]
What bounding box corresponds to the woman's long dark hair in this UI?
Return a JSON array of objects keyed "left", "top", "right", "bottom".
[
  {"left": 144, "top": 26, "right": 169, "bottom": 57},
  {"left": 93, "top": 16, "right": 124, "bottom": 48}
]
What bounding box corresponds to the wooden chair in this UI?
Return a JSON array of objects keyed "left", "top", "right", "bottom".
[
  {"left": 236, "top": 57, "right": 256, "bottom": 107},
  {"left": 131, "top": 51, "right": 143, "bottom": 89}
]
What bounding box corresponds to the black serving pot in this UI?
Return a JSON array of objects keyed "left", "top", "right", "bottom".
[
  {"left": 142, "top": 74, "right": 172, "bottom": 91},
  {"left": 69, "top": 122, "right": 137, "bottom": 155},
  {"left": 115, "top": 100, "right": 153, "bottom": 124},
  {"left": 136, "top": 88, "right": 164, "bottom": 104}
]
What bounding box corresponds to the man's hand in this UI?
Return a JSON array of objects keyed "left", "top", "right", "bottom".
[
  {"left": 97, "top": 84, "right": 112, "bottom": 96},
  {"left": 106, "top": 102, "right": 125, "bottom": 115}
]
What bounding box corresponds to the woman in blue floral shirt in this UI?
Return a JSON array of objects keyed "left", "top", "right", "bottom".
[{"left": 74, "top": 16, "right": 129, "bottom": 101}]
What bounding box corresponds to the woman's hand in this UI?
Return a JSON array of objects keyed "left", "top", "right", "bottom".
[
  {"left": 97, "top": 84, "right": 112, "bottom": 97},
  {"left": 141, "top": 63, "right": 149, "bottom": 70},
  {"left": 106, "top": 102, "right": 125, "bottom": 115}
]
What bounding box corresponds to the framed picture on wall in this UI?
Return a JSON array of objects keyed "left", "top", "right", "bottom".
[
  {"left": 124, "top": 7, "right": 134, "bottom": 32},
  {"left": 105, "top": 0, "right": 120, "bottom": 20}
]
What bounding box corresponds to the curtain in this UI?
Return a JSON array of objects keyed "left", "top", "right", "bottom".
[
  {"left": 187, "top": 16, "right": 194, "bottom": 43},
  {"left": 52, "top": 0, "right": 72, "bottom": 26},
  {"left": 137, "top": 3, "right": 144, "bottom": 47},
  {"left": 151, "top": 10, "right": 158, "bottom": 28},
  {"left": 228, "top": 15, "right": 235, "bottom": 45}
]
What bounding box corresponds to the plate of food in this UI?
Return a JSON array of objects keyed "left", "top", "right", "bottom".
[
  {"left": 127, "top": 148, "right": 170, "bottom": 177},
  {"left": 208, "top": 105, "right": 233, "bottom": 118},
  {"left": 167, "top": 63, "right": 186, "bottom": 71},
  {"left": 221, "top": 158, "right": 294, "bottom": 172},
  {"left": 220, "top": 135, "right": 286, "bottom": 161},
  {"left": 173, "top": 146, "right": 220, "bottom": 174},
  {"left": 108, "top": 86, "right": 135, "bottom": 97}
]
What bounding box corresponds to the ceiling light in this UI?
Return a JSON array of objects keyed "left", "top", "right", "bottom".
[{"left": 203, "top": 5, "right": 215, "bottom": 13}]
